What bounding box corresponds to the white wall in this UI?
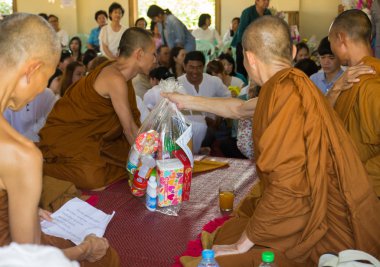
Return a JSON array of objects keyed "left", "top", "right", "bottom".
[
  {"left": 299, "top": 0, "right": 340, "bottom": 41},
  {"left": 16, "top": 0, "right": 341, "bottom": 44}
]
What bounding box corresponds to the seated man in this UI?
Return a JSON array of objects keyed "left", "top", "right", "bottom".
[
  {"left": 39, "top": 27, "right": 157, "bottom": 190},
  {"left": 177, "top": 51, "right": 231, "bottom": 153},
  {"left": 328, "top": 9, "right": 380, "bottom": 197},
  {"left": 157, "top": 44, "right": 171, "bottom": 68},
  {"left": 0, "top": 13, "right": 119, "bottom": 266},
  {"left": 3, "top": 88, "right": 56, "bottom": 142},
  {"left": 164, "top": 16, "right": 380, "bottom": 266},
  {"left": 87, "top": 10, "right": 108, "bottom": 52},
  {"left": 310, "top": 36, "right": 343, "bottom": 95}
]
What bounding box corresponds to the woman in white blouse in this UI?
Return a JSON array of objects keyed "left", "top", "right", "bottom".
[
  {"left": 192, "top": 13, "right": 222, "bottom": 49},
  {"left": 99, "top": 2, "right": 127, "bottom": 59}
]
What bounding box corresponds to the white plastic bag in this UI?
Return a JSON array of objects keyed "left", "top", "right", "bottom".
[{"left": 319, "top": 250, "right": 380, "bottom": 267}]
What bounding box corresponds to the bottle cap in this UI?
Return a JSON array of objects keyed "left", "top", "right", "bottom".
[
  {"left": 262, "top": 251, "right": 274, "bottom": 263},
  {"left": 201, "top": 249, "right": 215, "bottom": 259}
]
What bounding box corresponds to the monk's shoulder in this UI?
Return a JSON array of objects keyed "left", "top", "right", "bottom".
[
  {"left": 0, "top": 127, "right": 42, "bottom": 169},
  {"left": 94, "top": 64, "right": 126, "bottom": 96}
]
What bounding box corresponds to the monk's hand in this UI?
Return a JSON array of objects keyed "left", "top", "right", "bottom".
[
  {"left": 212, "top": 231, "right": 254, "bottom": 258},
  {"left": 38, "top": 208, "right": 52, "bottom": 222},
  {"left": 80, "top": 234, "right": 109, "bottom": 262},
  {"left": 161, "top": 92, "right": 188, "bottom": 109},
  {"left": 333, "top": 64, "right": 375, "bottom": 93}
]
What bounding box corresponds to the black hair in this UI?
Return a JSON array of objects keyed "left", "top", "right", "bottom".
[
  {"left": 218, "top": 53, "right": 236, "bottom": 76},
  {"left": 169, "top": 46, "right": 185, "bottom": 77},
  {"left": 150, "top": 21, "right": 157, "bottom": 32},
  {"left": 149, "top": 66, "right": 174, "bottom": 80},
  {"left": 184, "top": 51, "right": 205, "bottom": 66},
  {"left": 135, "top": 17, "right": 147, "bottom": 27},
  {"left": 230, "top": 17, "right": 240, "bottom": 37},
  {"left": 157, "top": 44, "right": 169, "bottom": 54},
  {"left": 109, "top": 2, "right": 125, "bottom": 21},
  {"left": 60, "top": 49, "right": 72, "bottom": 63},
  {"left": 69, "top": 36, "right": 82, "bottom": 61},
  {"left": 38, "top": 13, "right": 48, "bottom": 21},
  {"left": 198, "top": 14, "right": 211, "bottom": 28},
  {"left": 296, "top": 42, "right": 309, "bottom": 55},
  {"left": 147, "top": 5, "right": 171, "bottom": 19},
  {"left": 318, "top": 36, "right": 333, "bottom": 56},
  {"left": 294, "top": 58, "right": 319, "bottom": 77},
  {"left": 95, "top": 10, "right": 108, "bottom": 21},
  {"left": 82, "top": 49, "right": 98, "bottom": 67}
]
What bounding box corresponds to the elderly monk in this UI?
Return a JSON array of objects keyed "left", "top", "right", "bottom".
[
  {"left": 0, "top": 13, "right": 119, "bottom": 266},
  {"left": 327, "top": 9, "right": 380, "bottom": 197},
  {"left": 39, "top": 27, "right": 157, "bottom": 190},
  {"left": 164, "top": 16, "right": 380, "bottom": 266}
]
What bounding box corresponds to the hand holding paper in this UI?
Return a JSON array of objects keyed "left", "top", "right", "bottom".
[{"left": 41, "top": 198, "right": 115, "bottom": 245}]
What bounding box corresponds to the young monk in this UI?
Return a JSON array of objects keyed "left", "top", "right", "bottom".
[
  {"left": 163, "top": 16, "right": 380, "bottom": 266},
  {"left": 0, "top": 13, "right": 119, "bottom": 266},
  {"left": 327, "top": 9, "right": 380, "bottom": 197},
  {"left": 39, "top": 27, "right": 157, "bottom": 190}
]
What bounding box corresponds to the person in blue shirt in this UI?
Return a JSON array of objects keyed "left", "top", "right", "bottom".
[
  {"left": 310, "top": 36, "right": 344, "bottom": 95},
  {"left": 87, "top": 10, "right": 108, "bottom": 52},
  {"left": 147, "top": 5, "right": 196, "bottom": 52},
  {"left": 232, "top": 0, "right": 271, "bottom": 79}
]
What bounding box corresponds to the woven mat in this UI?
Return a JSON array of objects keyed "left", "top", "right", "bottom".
[{"left": 92, "top": 157, "right": 258, "bottom": 267}]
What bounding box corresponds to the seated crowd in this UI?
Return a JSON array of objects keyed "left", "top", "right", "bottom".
[{"left": 0, "top": 0, "right": 379, "bottom": 266}]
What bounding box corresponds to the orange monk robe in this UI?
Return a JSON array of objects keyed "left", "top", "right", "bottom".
[
  {"left": 39, "top": 61, "right": 141, "bottom": 190},
  {"left": 334, "top": 56, "right": 380, "bottom": 197},
  {"left": 0, "top": 190, "right": 120, "bottom": 267},
  {"left": 213, "top": 68, "right": 380, "bottom": 267}
]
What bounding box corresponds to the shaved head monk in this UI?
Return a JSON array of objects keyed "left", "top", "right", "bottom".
[
  {"left": 328, "top": 9, "right": 380, "bottom": 197},
  {"left": 164, "top": 16, "right": 380, "bottom": 266},
  {"left": 39, "top": 27, "right": 157, "bottom": 190},
  {"left": 0, "top": 13, "right": 119, "bottom": 265}
]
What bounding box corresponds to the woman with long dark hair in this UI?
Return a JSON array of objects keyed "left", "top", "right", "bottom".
[
  {"left": 169, "top": 46, "right": 186, "bottom": 78},
  {"left": 147, "top": 5, "right": 195, "bottom": 52}
]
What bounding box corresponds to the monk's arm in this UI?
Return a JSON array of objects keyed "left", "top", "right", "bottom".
[
  {"left": 4, "top": 145, "right": 42, "bottom": 244},
  {"left": 162, "top": 93, "right": 257, "bottom": 119},
  {"left": 326, "top": 64, "right": 375, "bottom": 106},
  {"left": 109, "top": 79, "right": 139, "bottom": 145}
]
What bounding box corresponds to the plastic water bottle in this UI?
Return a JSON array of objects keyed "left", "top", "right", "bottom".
[
  {"left": 145, "top": 175, "right": 157, "bottom": 211},
  {"left": 259, "top": 251, "right": 276, "bottom": 267},
  {"left": 197, "top": 249, "right": 219, "bottom": 267}
]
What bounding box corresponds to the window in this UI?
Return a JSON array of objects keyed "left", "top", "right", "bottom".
[
  {"left": 130, "top": 0, "right": 220, "bottom": 32},
  {"left": 0, "top": 0, "right": 16, "bottom": 16}
]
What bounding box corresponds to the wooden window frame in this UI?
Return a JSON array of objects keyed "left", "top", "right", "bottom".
[{"left": 129, "top": 0, "right": 221, "bottom": 33}]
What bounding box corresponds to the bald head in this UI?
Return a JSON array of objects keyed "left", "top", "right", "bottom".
[
  {"left": 0, "top": 13, "right": 61, "bottom": 69},
  {"left": 330, "top": 9, "right": 372, "bottom": 44},
  {"left": 242, "top": 16, "right": 293, "bottom": 65},
  {"left": 118, "top": 27, "right": 154, "bottom": 58}
]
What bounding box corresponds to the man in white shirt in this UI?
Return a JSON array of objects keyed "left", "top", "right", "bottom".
[
  {"left": 3, "top": 88, "right": 57, "bottom": 142},
  {"left": 178, "top": 51, "right": 230, "bottom": 153}
]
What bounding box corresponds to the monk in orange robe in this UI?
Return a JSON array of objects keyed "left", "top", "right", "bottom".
[
  {"left": 0, "top": 13, "right": 119, "bottom": 266},
  {"left": 39, "top": 27, "right": 157, "bottom": 190},
  {"left": 164, "top": 16, "right": 380, "bottom": 266},
  {"left": 327, "top": 9, "right": 380, "bottom": 197}
]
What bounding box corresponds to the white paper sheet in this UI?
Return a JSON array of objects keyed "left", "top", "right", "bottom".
[{"left": 41, "top": 198, "right": 115, "bottom": 245}]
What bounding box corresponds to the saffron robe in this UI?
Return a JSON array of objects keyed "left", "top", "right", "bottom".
[
  {"left": 39, "top": 61, "right": 141, "bottom": 190},
  {"left": 213, "top": 68, "right": 380, "bottom": 266},
  {"left": 0, "top": 190, "right": 120, "bottom": 267},
  {"left": 334, "top": 56, "right": 380, "bottom": 196}
]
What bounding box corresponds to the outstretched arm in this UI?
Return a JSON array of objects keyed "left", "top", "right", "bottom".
[{"left": 162, "top": 92, "right": 257, "bottom": 120}]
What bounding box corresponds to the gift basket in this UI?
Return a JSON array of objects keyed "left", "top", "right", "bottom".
[{"left": 126, "top": 78, "right": 193, "bottom": 216}]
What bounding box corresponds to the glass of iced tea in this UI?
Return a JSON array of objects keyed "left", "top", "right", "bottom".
[{"left": 219, "top": 185, "right": 235, "bottom": 214}]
